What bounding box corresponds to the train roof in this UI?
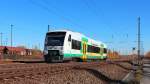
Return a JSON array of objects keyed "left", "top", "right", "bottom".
[
  {"left": 47, "top": 30, "right": 106, "bottom": 47},
  {"left": 47, "top": 30, "right": 84, "bottom": 35}
]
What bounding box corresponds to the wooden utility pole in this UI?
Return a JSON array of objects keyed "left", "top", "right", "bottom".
[
  {"left": 11, "top": 24, "right": 13, "bottom": 47},
  {"left": 0, "top": 33, "right": 2, "bottom": 46},
  {"left": 48, "top": 25, "right": 50, "bottom": 32},
  {"left": 137, "top": 17, "right": 141, "bottom": 64},
  {"left": 10, "top": 24, "right": 13, "bottom": 55}
]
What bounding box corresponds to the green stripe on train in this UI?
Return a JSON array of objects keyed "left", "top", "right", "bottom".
[
  {"left": 64, "top": 53, "right": 83, "bottom": 58},
  {"left": 82, "top": 37, "right": 88, "bottom": 42},
  {"left": 64, "top": 53, "right": 106, "bottom": 59},
  {"left": 87, "top": 55, "right": 106, "bottom": 59}
]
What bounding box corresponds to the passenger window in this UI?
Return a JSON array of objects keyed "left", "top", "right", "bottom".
[
  {"left": 68, "top": 35, "right": 71, "bottom": 41},
  {"left": 71, "top": 39, "right": 81, "bottom": 50},
  {"left": 104, "top": 48, "right": 107, "bottom": 53},
  {"left": 87, "top": 45, "right": 100, "bottom": 53}
]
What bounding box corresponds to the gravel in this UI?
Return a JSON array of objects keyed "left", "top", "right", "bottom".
[{"left": 0, "top": 62, "right": 132, "bottom": 84}]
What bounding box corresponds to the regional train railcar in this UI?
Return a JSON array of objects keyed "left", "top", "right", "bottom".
[{"left": 43, "top": 30, "right": 107, "bottom": 62}]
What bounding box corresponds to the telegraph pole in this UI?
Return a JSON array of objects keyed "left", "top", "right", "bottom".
[
  {"left": 11, "top": 24, "right": 13, "bottom": 47},
  {"left": 0, "top": 33, "right": 2, "bottom": 46},
  {"left": 48, "top": 25, "right": 50, "bottom": 31},
  {"left": 137, "top": 17, "right": 141, "bottom": 64},
  {"left": 10, "top": 24, "right": 13, "bottom": 55}
]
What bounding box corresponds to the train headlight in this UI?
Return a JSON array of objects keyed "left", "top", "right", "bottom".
[
  {"left": 43, "top": 50, "right": 48, "bottom": 55},
  {"left": 61, "top": 46, "right": 63, "bottom": 50}
]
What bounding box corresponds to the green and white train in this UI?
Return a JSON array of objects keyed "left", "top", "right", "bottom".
[{"left": 43, "top": 30, "right": 107, "bottom": 62}]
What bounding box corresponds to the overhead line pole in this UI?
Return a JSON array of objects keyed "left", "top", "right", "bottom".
[
  {"left": 10, "top": 24, "right": 13, "bottom": 55},
  {"left": 0, "top": 33, "right": 2, "bottom": 46},
  {"left": 48, "top": 25, "right": 50, "bottom": 31},
  {"left": 11, "top": 24, "right": 13, "bottom": 48},
  {"left": 137, "top": 17, "right": 141, "bottom": 64}
]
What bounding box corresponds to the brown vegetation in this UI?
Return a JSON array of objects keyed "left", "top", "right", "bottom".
[
  {"left": 145, "top": 51, "right": 150, "bottom": 58},
  {"left": 107, "top": 50, "right": 121, "bottom": 59}
]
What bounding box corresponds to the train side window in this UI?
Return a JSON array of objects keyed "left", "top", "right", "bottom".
[
  {"left": 87, "top": 45, "right": 100, "bottom": 53},
  {"left": 87, "top": 45, "right": 92, "bottom": 52},
  {"left": 68, "top": 35, "right": 71, "bottom": 41},
  {"left": 72, "top": 39, "right": 81, "bottom": 50},
  {"left": 104, "top": 48, "right": 107, "bottom": 53}
]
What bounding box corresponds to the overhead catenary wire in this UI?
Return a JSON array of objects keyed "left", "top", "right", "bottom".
[
  {"left": 28, "top": 0, "right": 85, "bottom": 30},
  {"left": 82, "top": 0, "right": 113, "bottom": 30},
  {"left": 83, "top": 0, "right": 135, "bottom": 55},
  {"left": 82, "top": 0, "right": 117, "bottom": 46},
  {"left": 83, "top": 0, "right": 100, "bottom": 18},
  {"left": 82, "top": 0, "right": 125, "bottom": 34}
]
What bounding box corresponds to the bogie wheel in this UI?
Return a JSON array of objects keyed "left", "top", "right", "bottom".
[
  {"left": 72, "top": 58, "right": 82, "bottom": 62},
  {"left": 44, "top": 55, "right": 52, "bottom": 63}
]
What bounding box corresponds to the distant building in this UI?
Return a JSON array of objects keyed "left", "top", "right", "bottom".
[
  {"left": 0, "top": 46, "right": 43, "bottom": 57},
  {"left": 0, "top": 46, "right": 26, "bottom": 55}
]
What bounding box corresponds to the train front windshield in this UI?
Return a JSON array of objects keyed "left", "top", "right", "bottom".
[{"left": 45, "top": 32, "right": 66, "bottom": 46}]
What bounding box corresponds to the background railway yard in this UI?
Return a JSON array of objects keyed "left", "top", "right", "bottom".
[
  {"left": 0, "top": 54, "right": 144, "bottom": 84},
  {"left": 1, "top": 0, "right": 150, "bottom": 83}
]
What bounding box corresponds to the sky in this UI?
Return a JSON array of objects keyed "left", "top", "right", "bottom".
[{"left": 0, "top": 0, "right": 150, "bottom": 54}]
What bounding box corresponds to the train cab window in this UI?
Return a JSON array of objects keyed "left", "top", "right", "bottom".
[
  {"left": 104, "top": 48, "right": 107, "bottom": 53},
  {"left": 46, "top": 32, "right": 66, "bottom": 46},
  {"left": 68, "top": 35, "right": 71, "bottom": 41}
]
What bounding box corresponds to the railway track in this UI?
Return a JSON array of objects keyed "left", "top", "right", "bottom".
[
  {"left": 0, "top": 63, "right": 72, "bottom": 80},
  {"left": 0, "top": 61, "right": 131, "bottom": 81}
]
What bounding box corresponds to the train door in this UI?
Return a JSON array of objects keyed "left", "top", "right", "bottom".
[
  {"left": 68, "top": 34, "right": 71, "bottom": 54},
  {"left": 82, "top": 38, "right": 88, "bottom": 62}
]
